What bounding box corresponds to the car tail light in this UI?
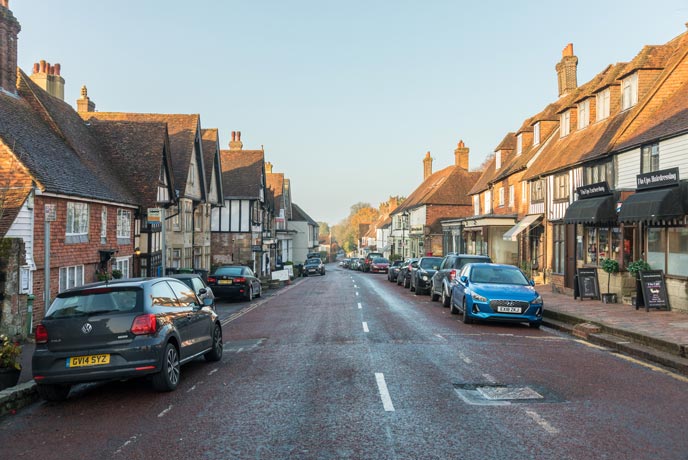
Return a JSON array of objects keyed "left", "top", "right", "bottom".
[
  {"left": 449, "top": 269, "right": 457, "bottom": 281},
  {"left": 207, "top": 276, "right": 217, "bottom": 284},
  {"left": 35, "top": 324, "right": 48, "bottom": 344},
  {"left": 131, "top": 314, "right": 157, "bottom": 335},
  {"left": 234, "top": 277, "right": 247, "bottom": 283}
]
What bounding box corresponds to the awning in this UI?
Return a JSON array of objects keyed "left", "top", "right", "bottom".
[
  {"left": 502, "top": 214, "right": 543, "bottom": 241},
  {"left": 619, "top": 184, "right": 687, "bottom": 223},
  {"left": 564, "top": 194, "right": 617, "bottom": 225}
]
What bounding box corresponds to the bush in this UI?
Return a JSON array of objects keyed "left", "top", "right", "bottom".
[
  {"left": 601, "top": 258, "right": 619, "bottom": 293},
  {"left": 627, "top": 259, "right": 651, "bottom": 277}
]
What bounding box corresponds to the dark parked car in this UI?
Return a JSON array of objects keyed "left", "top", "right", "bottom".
[
  {"left": 168, "top": 273, "right": 215, "bottom": 308},
  {"left": 396, "top": 258, "right": 419, "bottom": 288},
  {"left": 411, "top": 256, "right": 443, "bottom": 295},
  {"left": 449, "top": 263, "right": 543, "bottom": 328},
  {"left": 32, "top": 277, "right": 222, "bottom": 401},
  {"left": 303, "top": 258, "right": 326, "bottom": 276},
  {"left": 430, "top": 254, "right": 492, "bottom": 307},
  {"left": 369, "top": 257, "right": 390, "bottom": 273},
  {"left": 362, "top": 252, "right": 384, "bottom": 272},
  {"left": 207, "top": 265, "right": 262, "bottom": 301},
  {"left": 387, "top": 260, "right": 405, "bottom": 282}
]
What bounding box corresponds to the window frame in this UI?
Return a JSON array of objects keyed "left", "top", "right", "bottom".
[
  {"left": 59, "top": 265, "right": 84, "bottom": 292},
  {"left": 66, "top": 202, "right": 89, "bottom": 237},
  {"left": 533, "top": 123, "right": 540, "bottom": 146},
  {"left": 640, "top": 143, "right": 660, "bottom": 174},
  {"left": 596, "top": 88, "right": 610, "bottom": 121},
  {"left": 578, "top": 99, "right": 590, "bottom": 129},
  {"left": 560, "top": 111, "right": 571, "bottom": 137},
  {"left": 621, "top": 72, "right": 638, "bottom": 110},
  {"left": 117, "top": 209, "right": 131, "bottom": 239}
]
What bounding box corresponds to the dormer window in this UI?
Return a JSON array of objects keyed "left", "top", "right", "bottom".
[
  {"left": 578, "top": 99, "right": 590, "bottom": 129},
  {"left": 495, "top": 151, "right": 501, "bottom": 169},
  {"left": 533, "top": 123, "right": 540, "bottom": 146},
  {"left": 596, "top": 88, "right": 610, "bottom": 121},
  {"left": 516, "top": 134, "right": 523, "bottom": 155},
  {"left": 621, "top": 72, "right": 638, "bottom": 110},
  {"left": 560, "top": 110, "right": 571, "bottom": 137}
]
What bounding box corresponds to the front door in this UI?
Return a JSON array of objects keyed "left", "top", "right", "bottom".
[{"left": 565, "top": 224, "right": 577, "bottom": 289}]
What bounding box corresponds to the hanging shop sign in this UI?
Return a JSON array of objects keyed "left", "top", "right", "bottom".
[
  {"left": 576, "top": 182, "right": 611, "bottom": 199},
  {"left": 636, "top": 167, "right": 680, "bottom": 191}
]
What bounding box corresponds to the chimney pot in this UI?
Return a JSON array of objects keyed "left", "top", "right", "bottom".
[
  {"left": 33, "top": 62, "right": 39, "bottom": 74},
  {"left": 237, "top": 131, "right": 241, "bottom": 141},
  {"left": 39, "top": 60, "right": 46, "bottom": 73},
  {"left": 562, "top": 43, "right": 574, "bottom": 57},
  {"left": 231, "top": 131, "right": 236, "bottom": 142},
  {"left": 0, "top": 0, "right": 8, "bottom": 9},
  {"left": 54, "top": 63, "right": 61, "bottom": 76}
]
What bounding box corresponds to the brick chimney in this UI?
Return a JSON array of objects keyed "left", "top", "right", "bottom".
[
  {"left": 76, "top": 85, "right": 96, "bottom": 112},
  {"left": 454, "top": 140, "right": 469, "bottom": 170},
  {"left": 229, "top": 130, "right": 243, "bottom": 151},
  {"left": 265, "top": 161, "right": 273, "bottom": 174},
  {"left": 423, "top": 151, "right": 433, "bottom": 180},
  {"left": 555, "top": 43, "right": 578, "bottom": 97},
  {"left": 0, "top": 0, "right": 21, "bottom": 95},
  {"left": 30, "top": 59, "right": 65, "bottom": 100}
]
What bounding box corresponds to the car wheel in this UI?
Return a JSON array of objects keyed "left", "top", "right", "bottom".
[
  {"left": 461, "top": 298, "right": 472, "bottom": 324},
  {"left": 246, "top": 286, "right": 254, "bottom": 301},
  {"left": 397, "top": 275, "right": 403, "bottom": 286},
  {"left": 430, "top": 284, "right": 440, "bottom": 301},
  {"left": 36, "top": 383, "right": 71, "bottom": 401},
  {"left": 449, "top": 294, "right": 459, "bottom": 315},
  {"left": 255, "top": 284, "right": 262, "bottom": 298},
  {"left": 404, "top": 277, "right": 410, "bottom": 289},
  {"left": 441, "top": 288, "right": 450, "bottom": 308},
  {"left": 152, "top": 343, "right": 180, "bottom": 392},
  {"left": 204, "top": 323, "right": 223, "bottom": 362}
]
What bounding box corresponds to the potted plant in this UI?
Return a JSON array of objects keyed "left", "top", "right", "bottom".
[
  {"left": 0, "top": 334, "right": 22, "bottom": 390},
  {"left": 600, "top": 257, "right": 620, "bottom": 303},
  {"left": 627, "top": 259, "right": 651, "bottom": 307},
  {"left": 111, "top": 269, "right": 123, "bottom": 279}
]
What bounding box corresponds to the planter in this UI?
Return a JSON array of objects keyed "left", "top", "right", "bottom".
[
  {"left": 601, "top": 293, "right": 617, "bottom": 304},
  {"left": 0, "top": 367, "right": 21, "bottom": 391}
]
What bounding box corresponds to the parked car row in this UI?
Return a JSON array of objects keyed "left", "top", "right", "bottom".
[
  {"left": 388, "top": 253, "right": 544, "bottom": 329},
  {"left": 340, "top": 255, "right": 390, "bottom": 273}
]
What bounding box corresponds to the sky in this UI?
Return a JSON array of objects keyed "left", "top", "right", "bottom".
[{"left": 11, "top": 0, "right": 688, "bottom": 225}]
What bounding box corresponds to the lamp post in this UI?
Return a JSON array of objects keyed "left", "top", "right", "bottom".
[{"left": 401, "top": 211, "right": 409, "bottom": 259}]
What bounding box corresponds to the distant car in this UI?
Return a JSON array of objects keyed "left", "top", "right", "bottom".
[
  {"left": 207, "top": 265, "right": 262, "bottom": 301},
  {"left": 387, "top": 260, "right": 405, "bottom": 282},
  {"left": 369, "top": 257, "right": 390, "bottom": 273},
  {"left": 411, "top": 256, "right": 443, "bottom": 295},
  {"left": 431, "top": 254, "right": 493, "bottom": 307},
  {"left": 449, "top": 263, "right": 543, "bottom": 328},
  {"left": 32, "top": 277, "right": 222, "bottom": 401},
  {"left": 350, "top": 258, "right": 362, "bottom": 271},
  {"left": 339, "top": 258, "right": 350, "bottom": 267},
  {"left": 362, "top": 252, "right": 384, "bottom": 272},
  {"left": 303, "top": 258, "right": 326, "bottom": 276},
  {"left": 396, "top": 258, "right": 419, "bottom": 288},
  {"left": 168, "top": 273, "right": 215, "bottom": 308}
]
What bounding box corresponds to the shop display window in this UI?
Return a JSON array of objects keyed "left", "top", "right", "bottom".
[
  {"left": 647, "top": 227, "right": 666, "bottom": 272},
  {"left": 622, "top": 226, "right": 636, "bottom": 268},
  {"left": 584, "top": 227, "right": 621, "bottom": 266},
  {"left": 667, "top": 228, "right": 688, "bottom": 277}
]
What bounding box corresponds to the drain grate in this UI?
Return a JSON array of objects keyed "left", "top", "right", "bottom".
[{"left": 454, "top": 383, "right": 559, "bottom": 406}]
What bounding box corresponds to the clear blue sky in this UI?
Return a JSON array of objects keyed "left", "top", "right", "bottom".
[{"left": 13, "top": 0, "right": 688, "bottom": 225}]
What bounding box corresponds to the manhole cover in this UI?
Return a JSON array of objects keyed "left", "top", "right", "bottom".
[{"left": 454, "top": 383, "right": 558, "bottom": 406}]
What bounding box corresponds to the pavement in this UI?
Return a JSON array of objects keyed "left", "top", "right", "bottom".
[{"left": 2, "top": 280, "right": 688, "bottom": 417}]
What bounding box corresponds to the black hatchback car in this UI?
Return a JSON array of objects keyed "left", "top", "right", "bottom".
[
  {"left": 32, "top": 278, "right": 223, "bottom": 401},
  {"left": 207, "top": 265, "right": 262, "bottom": 301},
  {"left": 430, "top": 254, "right": 492, "bottom": 307}
]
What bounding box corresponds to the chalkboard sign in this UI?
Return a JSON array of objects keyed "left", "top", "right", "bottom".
[
  {"left": 575, "top": 267, "right": 600, "bottom": 300},
  {"left": 637, "top": 270, "right": 670, "bottom": 311}
]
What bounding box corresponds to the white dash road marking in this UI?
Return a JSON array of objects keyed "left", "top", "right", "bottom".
[
  {"left": 208, "top": 368, "right": 218, "bottom": 376},
  {"left": 358, "top": 302, "right": 362, "bottom": 309},
  {"left": 434, "top": 333, "right": 446, "bottom": 340},
  {"left": 158, "top": 405, "right": 173, "bottom": 418},
  {"left": 186, "top": 385, "right": 197, "bottom": 393},
  {"left": 237, "top": 347, "right": 244, "bottom": 353},
  {"left": 362, "top": 322, "right": 369, "bottom": 333},
  {"left": 375, "top": 373, "right": 395, "bottom": 412},
  {"left": 458, "top": 352, "right": 472, "bottom": 364},
  {"left": 482, "top": 373, "right": 497, "bottom": 383},
  {"left": 525, "top": 410, "right": 560, "bottom": 434},
  {"left": 114, "top": 435, "right": 139, "bottom": 454}
]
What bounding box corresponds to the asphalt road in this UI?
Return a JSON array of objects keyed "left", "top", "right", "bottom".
[{"left": 1, "top": 264, "right": 687, "bottom": 459}]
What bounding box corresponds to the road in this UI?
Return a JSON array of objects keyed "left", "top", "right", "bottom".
[{"left": 1, "top": 264, "right": 687, "bottom": 459}]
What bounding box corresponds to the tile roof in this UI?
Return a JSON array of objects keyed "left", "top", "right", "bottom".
[
  {"left": 86, "top": 119, "right": 174, "bottom": 209},
  {"left": 0, "top": 169, "right": 32, "bottom": 237},
  {"left": 395, "top": 164, "right": 481, "bottom": 212},
  {"left": 266, "top": 172, "right": 285, "bottom": 215},
  {"left": 0, "top": 72, "right": 135, "bottom": 204},
  {"left": 80, "top": 112, "right": 202, "bottom": 199},
  {"left": 219, "top": 149, "right": 265, "bottom": 199},
  {"left": 201, "top": 129, "right": 222, "bottom": 204},
  {"left": 291, "top": 202, "right": 317, "bottom": 225}
]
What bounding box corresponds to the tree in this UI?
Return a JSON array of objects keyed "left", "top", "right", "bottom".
[{"left": 318, "top": 221, "right": 330, "bottom": 236}]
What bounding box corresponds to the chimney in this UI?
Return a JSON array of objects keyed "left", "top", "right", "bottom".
[
  {"left": 454, "top": 140, "right": 469, "bottom": 170},
  {"left": 555, "top": 43, "right": 578, "bottom": 97},
  {"left": 30, "top": 59, "right": 65, "bottom": 100},
  {"left": 423, "top": 151, "right": 433, "bottom": 180},
  {"left": 0, "top": 0, "right": 21, "bottom": 94},
  {"left": 229, "top": 130, "right": 243, "bottom": 150},
  {"left": 76, "top": 85, "right": 96, "bottom": 113},
  {"left": 265, "top": 161, "right": 273, "bottom": 174}
]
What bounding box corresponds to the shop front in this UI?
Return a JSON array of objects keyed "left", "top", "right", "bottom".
[{"left": 503, "top": 214, "right": 543, "bottom": 279}]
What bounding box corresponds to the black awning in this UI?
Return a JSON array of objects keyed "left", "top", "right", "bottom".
[
  {"left": 619, "top": 184, "right": 687, "bottom": 223},
  {"left": 564, "top": 194, "right": 617, "bottom": 225}
]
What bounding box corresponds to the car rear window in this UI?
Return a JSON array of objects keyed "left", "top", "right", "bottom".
[
  {"left": 420, "top": 258, "right": 443, "bottom": 269},
  {"left": 215, "top": 267, "right": 244, "bottom": 276},
  {"left": 47, "top": 287, "right": 143, "bottom": 318}
]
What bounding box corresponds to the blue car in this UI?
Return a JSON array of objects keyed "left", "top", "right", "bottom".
[{"left": 449, "top": 263, "right": 543, "bottom": 328}]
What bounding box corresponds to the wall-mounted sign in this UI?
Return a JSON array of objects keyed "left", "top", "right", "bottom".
[
  {"left": 251, "top": 245, "right": 262, "bottom": 252},
  {"left": 576, "top": 182, "right": 610, "bottom": 199},
  {"left": 45, "top": 204, "right": 57, "bottom": 222},
  {"left": 636, "top": 167, "right": 680, "bottom": 190}
]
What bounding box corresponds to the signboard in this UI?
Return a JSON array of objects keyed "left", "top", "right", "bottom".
[
  {"left": 251, "top": 245, "right": 262, "bottom": 252},
  {"left": 636, "top": 167, "right": 679, "bottom": 190},
  {"left": 577, "top": 182, "right": 611, "bottom": 199},
  {"left": 45, "top": 204, "right": 57, "bottom": 222},
  {"left": 147, "top": 208, "right": 161, "bottom": 224},
  {"left": 575, "top": 267, "right": 600, "bottom": 300},
  {"left": 271, "top": 269, "right": 290, "bottom": 281},
  {"left": 637, "top": 270, "right": 670, "bottom": 311}
]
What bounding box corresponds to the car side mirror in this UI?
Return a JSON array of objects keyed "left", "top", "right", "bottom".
[
  {"left": 199, "top": 288, "right": 207, "bottom": 295},
  {"left": 529, "top": 279, "right": 535, "bottom": 286},
  {"left": 460, "top": 275, "right": 469, "bottom": 285}
]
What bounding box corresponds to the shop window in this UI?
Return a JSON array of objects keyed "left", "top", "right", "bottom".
[
  {"left": 623, "top": 226, "right": 636, "bottom": 268},
  {"left": 668, "top": 228, "right": 688, "bottom": 277},
  {"left": 640, "top": 143, "right": 659, "bottom": 174},
  {"left": 584, "top": 227, "right": 620, "bottom": 266},
  {"left": 647, "top": 228, "right": 666, "bottom": 272},
  {"left": 553, "top": 224, "right": 565, "bottom": 274}
]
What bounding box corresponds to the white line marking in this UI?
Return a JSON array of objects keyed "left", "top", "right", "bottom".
[
  {"left": 186, "top": 385, "right": 196, "bottom": 393},
  {"left": 208, "top": 368, "right": 218, "bottom": 376},
  {"left": 114, "top": 435, "right": 139, "bottom": 454},
  {"left": 362, "top": 322, "right": 369, "bottom": 333},
  {"left": 458, "top": 352, "right": 472, "bottom": 364},
  {"left": 482, "top": 373, "right": 497, "bottom": 384},
  {"left": 612, "top": 354, "right": 688, "bottom": 383},
  {"left": 158, "top": 405, "right": 173, "bottom": 418},
  {"left": 356, "top": 292, "right": 359, "bottom": 296},
  {"left": 434, "top": 333, "right": 446, "bottom": 340},
  {"left": 358, "top": 302, "right": 362, "bottom": 309},
  {"left": 375, "top": 373, "right": 395, "bottom": 412},
  {"left": 525, "top": 410, "right": 560, "bottom": 434}
]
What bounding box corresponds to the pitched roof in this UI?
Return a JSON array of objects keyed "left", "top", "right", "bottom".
[
  {"left": 0, "top": 72, "right": 135, "bottom": 204},
  {"left": 80, "top": 112, "right": 202, "bottom": 198},
  {"left": 396, "top": 164, "right": 481, "bottom": 212},
  {"left": 266, "top": 172, "right": 285, "bottom": 215},
  {"left": 291, "top": 202, "right": 317, "bottom": 225},
  {"left": 219, "top": 149, "right": 264, "bottom": 199},
  {"left": 201, "top": 129, "right": 222, "bottom": 204},
  {"left": 86, "top": 119, "right": 174, "bottom": 209},
  {"left": 0, "top": 165, "right": 32, "bottom": 237}
]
